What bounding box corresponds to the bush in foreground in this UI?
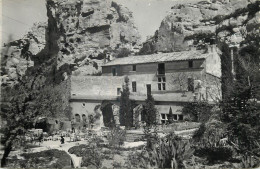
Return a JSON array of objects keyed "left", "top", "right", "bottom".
[{"left": 6, "top": 149, "right": 71, "bottom": 168}]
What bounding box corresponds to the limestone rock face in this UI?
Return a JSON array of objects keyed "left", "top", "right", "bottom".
[
  {"left": 1, "top": 23, "right": 46, "bottom": 85},
  {"left": 139, "top": 0, "right": 254, "bottom": 54},
  {"left": 1, "top": 0, "right": 141, "bottom": 85},
  {"left": 47, "top": 0, "right": 141, "bottom": 76}
]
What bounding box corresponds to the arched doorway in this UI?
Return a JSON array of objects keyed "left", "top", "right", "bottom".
[
  {"left": 82, "top": 114, "right": 87, "bottom": 123},
  {"left": 100, "top": 101, "right": 115, "bottom": 128},
  {"left": 75, "top": 114, "right": 81, "bottom": 122},
  {"left": 35, "top": 118, "right": 48, "bottom": 132}
]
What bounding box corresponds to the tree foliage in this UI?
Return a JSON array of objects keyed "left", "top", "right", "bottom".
[
  {"left": 119, "top": 76, "right": 132, "bottom": 128},
  {"left": 0, "top": 67, "right": 65, "bottom": 167},
  {"left": 220, "top": 27, "right": 260, "bottom": 166},
  {"left": 182, "top": 102, "right": 214, "bottom": 122},
  {"left": 144, "top": 94, "right": 157, "bottom": 126},
  {"left": 168, "top": 107, "right": 174, "bottom": 124}
]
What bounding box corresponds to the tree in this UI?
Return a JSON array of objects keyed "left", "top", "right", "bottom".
[
  {"left": 144, "top": 94, "right": 157, "bottom": 126},
  {"left": 119, "top": 76, "right": 132, "bottom": 128},
  {"left": 220, "top": 30, "right": 260, "bottom": 166},
  {"left": 168, "top": 107, "right": 174, "bottom": 124},
  {"left": 0, "top": 67, "right": 64, "bottom": 167},
  {"left": 116, "top": 48, "right": 131, "bottom": 58}
]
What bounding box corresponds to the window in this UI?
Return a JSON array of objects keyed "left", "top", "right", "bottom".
[
  {"left": 132, "top": 81, "right": 137, "bottom": 92},
  {"left": 112, "top": 67, "right": 116, "bottom": 76},
  {"left": 173, "top": 114, "right": 178, "bottom": 121},
  {"left": 158, "top": 63, "right": 165, "bottom": 75},
  {"left": 161, "top": 113, "right": 168, "bottom": 124},
  {"left": 188, "top": 61, "right": 193, "bottom": 68},
  {"left": 188, "top": 78, "right": 194, "bottom": 91},
  {"left": 132, "top": 65, "right": 136, "bottom": 71},
  {"left": 117, "top": 88, "right": 121, "bottom": 95},
  {"left": 82, "top": 114, "right": 87, "bottom": 122},
  {"left": 158, "top": 77, "right": 166, "bottom": 91},
  {"left": 146, "top": 84, "right": 151, "bottom": 95},
  {"left": 178, "top": 115, "right": 183, "bottom": 121},
  {"left": 75, "top": 114, "right": 81, "bottom": 122}
]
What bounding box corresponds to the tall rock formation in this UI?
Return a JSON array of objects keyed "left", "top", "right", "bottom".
[
  {"left": 139, "top": 0, "right": 256, "bottom": 54},
  {"left": 1, "top": 0, "right": 141, "bottom": 85},
  {"left": 46, "top": 0, "right": 141, "bottom": 76}
]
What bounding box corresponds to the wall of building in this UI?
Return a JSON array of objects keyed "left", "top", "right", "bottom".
[
  {"left": 71, "top": 75, "right": 124, "bottom": 96},
  {"left": 205, "top": 46, "right": 222, "bottom": 78},
  {"left": 70, "top": 99, "right": 120, "bottom": 125},
  {"left": 102, "top": 59, "right": 205, "bottom": 76}
]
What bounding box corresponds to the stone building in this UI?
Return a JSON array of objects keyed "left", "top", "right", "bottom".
[{"left": 69, "top": 45, "right": 221, "bottom": 127}]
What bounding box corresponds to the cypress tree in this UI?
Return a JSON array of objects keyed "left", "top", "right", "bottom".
[
  {"left": 120, "top": 76, "right": 132, "bottom": 128},
  {"left": 144, "top": 93, "right": 157, "bottom": 126},
  {"left": 168, "top": 107, "right": 174, "bottom": 124}
]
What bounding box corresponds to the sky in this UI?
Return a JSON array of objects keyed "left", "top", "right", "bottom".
[{"left": 1, "top": 0, "right": 200, "bottom": 44}]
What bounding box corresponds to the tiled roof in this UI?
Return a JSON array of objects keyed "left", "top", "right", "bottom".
[{"left": 103, "top": 50, "right": 208, "bottom": 67}]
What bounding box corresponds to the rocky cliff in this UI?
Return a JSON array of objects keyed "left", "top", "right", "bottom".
[
  {"left": 1, "top": 0, "right": 141, "bottom": 85},
  {"left": 1, "top": 22, "right": 46, "bottom": 85},
  {"left": 139, "top": 0, "right": 257, "bottom": 54}
]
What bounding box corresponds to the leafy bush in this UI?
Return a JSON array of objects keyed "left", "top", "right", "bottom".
[
  {"left": 126, "top": 133, "right": 194, "bottom": 168},
  {"left": 182, "top": 102, "right": 214, "bottom": 122},
  {"left": 68, "top": 144, "right": 103, "bottom": 168},
  {"left": 107, "top": 127, "right": 126, "bottom": 148},
  {"left": 195, "top": 147, "right": 233, "bottom": 164},
  {"left": 192, "top": 123, "right": 206, "bottom": 142},
  {"left": 115, "top": 48, "right": 131, "bottom": 58},
  {"left": 7, "top": 149, "right": 71, "bottom": 168}
]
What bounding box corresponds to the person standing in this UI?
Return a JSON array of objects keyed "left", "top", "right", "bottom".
[{"left": 60, "top": 136, "right": 65, "bottom": 144}]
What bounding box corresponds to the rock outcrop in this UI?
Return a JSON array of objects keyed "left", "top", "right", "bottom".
[
  {"left": 1, "top": 22, "right": 46, "bottom": 85},
  {"left": 139, "top": 0, "right": 257, "bottom": 54},
  {"left": 46, "top": 0, "right": 141, "bottom": 76},
  {"left": 1, "top": 0, "right": 141, "bottom": 85}
]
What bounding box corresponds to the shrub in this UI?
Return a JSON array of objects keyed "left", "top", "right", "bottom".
[
  {"left": 107, "top": 127, "right": 126, "bottom": 149},
  {"left": 115, "top": 48, "right": 131, "bottom": 58},
  {"left": 69, "top": 144, "right": 103, "bottom": 168},
  {"left": 195, "top": 147, "right": 233, "bottom": 164},
  {"left": 126, "top": 133, "right": 194, "bottom": 168},
  {"left": 7, "top": 149, "right": 71, "bottom": 168}
]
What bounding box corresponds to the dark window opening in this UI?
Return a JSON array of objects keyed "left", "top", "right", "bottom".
[
  {"left": 188, "top": 61, "right": 193, "bottom": 68},
  {"left": 147, "top": 84, "right": 151, "bottom": 95},
  {"left": 132, "top": 82, "right": 137, "bottom": 92},
  {"left": 162, "top": 83, "right": 166, "bottom": 90},
  {"left": 179, "top": 115, "right": 183, "bottom": 121},
  {"left": 112, "top": 68, "right": 116, "bottom": 76},
  {"left": 173, "top": 114, "right": 178, "bottom": 120},
  {"left": 132, "top": 65, "right": 136, "bottom": 71},
  {"left": 117, "top": 88, "right": 121, "bottom": 95},
  {"left": 188, "top": 78, "right": 194, "bottom": 92},
  {"left": 158, "top": 63, "right": 165, "bottom": 75},
  {"left": 158, "top": 84, "right": 161, "bottom": 90}
]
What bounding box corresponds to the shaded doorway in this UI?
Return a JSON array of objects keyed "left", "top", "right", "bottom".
[{"left": 101, "top": 101, "right": 115, "bottom": 128}]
